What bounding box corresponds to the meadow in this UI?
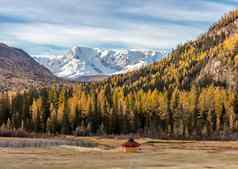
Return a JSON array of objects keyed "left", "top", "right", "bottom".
[{"left": 1, "top": 137, "right": 238, "bottom": 169}]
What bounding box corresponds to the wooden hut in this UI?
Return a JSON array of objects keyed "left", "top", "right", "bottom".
[{"left": 121, "top": 138, "right": 141, "bottom": 153}]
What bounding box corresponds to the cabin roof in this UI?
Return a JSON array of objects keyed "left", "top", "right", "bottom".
[{"left": 122, "top": 138, "right": 140, "bottom": 148}]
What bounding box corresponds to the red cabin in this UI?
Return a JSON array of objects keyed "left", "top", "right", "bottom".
[{"left": 121, "top": 138, "right": 141, "bottom": 153}]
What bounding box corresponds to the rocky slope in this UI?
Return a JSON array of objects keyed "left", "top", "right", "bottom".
[{"left": 0, "top": 43, "right": 57, "bottom": 91}]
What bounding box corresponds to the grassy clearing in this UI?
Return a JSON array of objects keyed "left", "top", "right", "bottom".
[
  {"left": 1, "top": 137, "right": 238, "bottom": 169},
  {"left": 0, "top": 137, "right": 96, "bottom": 148}
]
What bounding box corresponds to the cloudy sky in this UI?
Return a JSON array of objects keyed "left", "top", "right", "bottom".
[{"left": 0, "top": 0, "right": 237, "bottom": 55}]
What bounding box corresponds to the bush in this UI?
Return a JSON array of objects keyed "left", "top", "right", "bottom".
[
  {"left": 0, "top": 128, "right": 31, "bottom": 138},
  {"left": 0, "top": 129, "right": 14, "bottom": 137},
  {"left": 15, "top": 128, "right": 31, "bottom": 138}
]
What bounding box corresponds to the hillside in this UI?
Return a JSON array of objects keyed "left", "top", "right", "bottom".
[
  {"left": 0, "top": 43, "right": 57, "bottom": 91},
  {"left": 103, "top": 9, "right": 238, "bottom": 91},
  {"left": 34, "top": 47, "right": 167, "bottom": 80}
]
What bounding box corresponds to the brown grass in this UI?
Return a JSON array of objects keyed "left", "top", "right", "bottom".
[{"left": 1, "top": 137, "right": 238, "bottom": 169}]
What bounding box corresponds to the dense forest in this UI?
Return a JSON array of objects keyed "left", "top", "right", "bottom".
[
  {"left": 0, "top": 83, "right": 238, "bottom": 138},
  {"left": 1, "top": 9, "right": 238, "bottom": 139}
]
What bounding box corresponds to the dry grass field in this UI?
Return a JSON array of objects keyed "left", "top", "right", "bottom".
[{"left": 1, "top": 137, "right": 238, "bottom": 169}]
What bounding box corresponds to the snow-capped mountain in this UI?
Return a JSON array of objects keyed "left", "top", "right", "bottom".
[{"left": 34, "top": 46, "right": 168, "bottom": 80}]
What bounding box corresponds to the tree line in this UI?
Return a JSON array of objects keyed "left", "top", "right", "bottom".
[{"left": 0, "top": 83, "right": 238, "bottom": 139}]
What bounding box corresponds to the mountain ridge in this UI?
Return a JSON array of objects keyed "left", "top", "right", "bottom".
[
  {"left": 34, "top": 46, "right": 169, "bottom": 80},
  {"left": 0, "top": 43, "right": 58, "bottom": 91}
]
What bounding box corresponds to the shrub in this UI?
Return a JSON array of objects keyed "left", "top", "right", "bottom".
[
  {"left": 0, "top": 128, "right": 31, "bottom": 138},
  {"left": 14, "top": 128, "right": 31, "bottom": 138}
]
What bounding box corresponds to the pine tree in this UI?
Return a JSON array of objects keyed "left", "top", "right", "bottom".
[
  {"left": 224, "top": 90, "right": 236, "bottom": 131},
  {"left": 57, "top": 87, "right": 66, "bottom": 125},
  {"left": 31, "top": 97, "right": 43, "bottom": 132},
  {"left": 214, "top": 88, "right": 225, "bottom": 132}
]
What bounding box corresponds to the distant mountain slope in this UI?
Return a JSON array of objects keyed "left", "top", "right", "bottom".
[
  {"left": 104, "top": 9, "right": 238, "bottom": 91},
  {"left": 0, "top": 43, "right": 57, "bottom": 91},
  {"left": 34, "top": 47, "right": 168, "bottom": 80},
  {"left": 76, "top": 75, "right": 109, "bottom": 82}
]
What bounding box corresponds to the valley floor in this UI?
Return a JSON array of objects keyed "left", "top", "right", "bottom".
[{"left": 1, "top": 137, "right": 238, "bottom": 169}]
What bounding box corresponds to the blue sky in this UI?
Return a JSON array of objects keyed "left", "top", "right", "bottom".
[{"left": 0, "top": 0, "right": 237, "bottom": 55}]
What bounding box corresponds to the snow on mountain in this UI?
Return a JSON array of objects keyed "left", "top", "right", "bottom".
[{"left": 33, "top": 46, "right": 168, "bottom": 80}]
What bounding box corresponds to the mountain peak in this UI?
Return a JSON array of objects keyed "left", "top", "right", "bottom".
[
  {"left": 0, "top": 43, "right": 9, "bottom": 48},
  {"left": 67, "top": 46, "right": 97, "bottom": 60},
  {"left": 34, "top": 46, "right": 168, "bottom": 80}
]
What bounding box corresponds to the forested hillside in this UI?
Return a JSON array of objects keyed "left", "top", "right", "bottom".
[{"left": 1, "top": 10, "right": 238, "bottom": 138}]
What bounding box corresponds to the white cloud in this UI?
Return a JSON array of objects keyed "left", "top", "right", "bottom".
[
  {"left": 121, "top": 0, "right": 234, "bottom": 23},
  {"left": 2, "top": 22, "right": 202, "bottom": 50},
  {"left": 0, "top": 0, "right": 237, "bottom": 54}
]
